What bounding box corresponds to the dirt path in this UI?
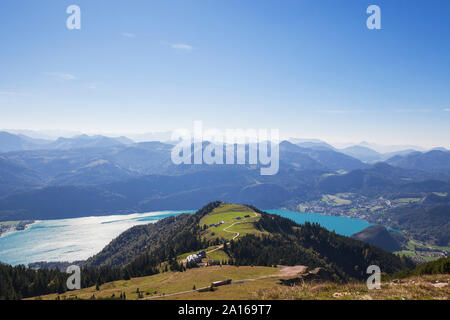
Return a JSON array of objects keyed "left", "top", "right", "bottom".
[
  {"left": 222, "top": 222, "right": 241, "bottom": 240},
  {"left": 221, "top": 210, "right": 259, "bottom": 241},
  {"left": 279, "top": 266, "right": 308, "bottom": 276},
  {"left": 186, "top": 211, "right": 260, "bottom": 257},
  {"left": 207, "top": 211, "right": 259, "bottom": 253}
]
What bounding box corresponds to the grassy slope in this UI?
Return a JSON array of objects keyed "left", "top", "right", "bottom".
[
  {"left": 206, "top": 249, "right": 229, "bottom": 262},
  {"left": 199, "top": 203, "right": 266, "bottom": 241},
  {"left": 177, "top": 203, "right": 267, "bottom": 262},
  {"left": 199, "top": 203, "right": 252, "bottom": 225},
  {"left": 32, "top": 266, "right": 449, "bottom": 300},
  {"left": 158, "top": 274, "right": 449, "bottom": 300},
  {"left": 252, "top": 274, "right": 450, "bottom": 300},
  {"left": 33, "top": 266, "right": 280, "bottom": 300}
]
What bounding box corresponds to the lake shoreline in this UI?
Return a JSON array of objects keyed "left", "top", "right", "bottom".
[
  {"left": 0, "top": 209, "right": 373, "bottom": 266},
  {"left": 0, "top": 220, "right": 36, "bottom": 238}
]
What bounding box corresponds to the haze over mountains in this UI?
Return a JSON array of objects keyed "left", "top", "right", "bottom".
[
  {"left": 0, "top": 131, "right": 449, "bottom": 224},
  {"left": 0, "top": 131, "right": 134, "bottom": 153}
]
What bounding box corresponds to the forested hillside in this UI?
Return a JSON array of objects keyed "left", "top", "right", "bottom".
[
  {"left": 351, "top": 225, "right": 403, "bottom": 252},
  {"left": 86, "top": 202, "right": 221, "bottom": 268},
  {"left": 229, "top": 210, "right": 413, "bottom": 280},
  {"left": 88, "top": 202, "right": 414, "bottom": 281},
  {"left": 381, "top": 203, "right": 450, "bottom": 246},
  {"left": 0, "top": 202, "right": 419, "bottom": 299}
]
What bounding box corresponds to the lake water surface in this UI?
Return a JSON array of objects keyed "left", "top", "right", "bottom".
[
  {"left": 0, "top": 209, "right": 371, "bottom": 266},
  {"left": 266, "top": 210, "right": 372, "bottom": 236}
]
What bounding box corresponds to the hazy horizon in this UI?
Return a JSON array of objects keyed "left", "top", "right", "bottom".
[
  {"left": 1, "top": 1, "right": 449, "bottom": 149},
  {"left": 1, "top": 127, "right": 444, "bottom": 152}
]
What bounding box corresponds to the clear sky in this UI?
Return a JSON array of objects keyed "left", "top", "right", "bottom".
[{"left": 1, "top": 0, "right": 449, "bottom": 148}]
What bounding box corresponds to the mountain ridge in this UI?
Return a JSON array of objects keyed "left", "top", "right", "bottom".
[{"left": 86, "top": 202, "right": 414, "bottom": 282}]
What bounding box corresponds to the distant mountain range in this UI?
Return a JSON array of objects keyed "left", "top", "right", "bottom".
[
  {"left": 0, "top": 131, "right": 134, "bottom": 153},
  {"left": 46, "top": 134, "right": 134, "bottom": 150},
  {"left": 0, "top": 132, "right": 49, "bottom": 153},
  {"left": 386, "top": 150, "right": 450, "bottom": 174},
  {"left": 337, "top": 141, "right": 428, "bottom": 154},
  {"left": 288, "top": 138, "right": 337, "bottom": 151},
  {"left": 1, "top": 130, "right": 445, "bottom": 159},
  {"left": 287, "top": 137, "right": 432, "bottom": 163},
  {"left": 340, "top": 145, "right": 383, "bottom": 162},
  {"left": 279, "top": 141, "right": 367, "bottom": 171},
  {"left": 0, "top": 132, "right": 449, "bottom": 226},
  {"left": 0, "top": 158, "right": 448, "bottom": 222}
]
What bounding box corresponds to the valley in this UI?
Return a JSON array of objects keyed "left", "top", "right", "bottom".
[{"left": 296, "top": 192, "right": 450, "bottom": 262}]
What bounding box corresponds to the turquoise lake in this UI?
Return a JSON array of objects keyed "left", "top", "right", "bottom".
[{"left": 0, "top": 209, "right": 372, "bottom": 266}]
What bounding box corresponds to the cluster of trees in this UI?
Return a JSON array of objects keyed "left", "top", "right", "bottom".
[
  {"left": 0, "top": 263, "right": 67, "bottom": 299},
  {"left": 0, "top": 239, "right": 202, "bottom": 299},
  {"left": 1, "top": 201, "right": 434, "bottom": 299},
  {"left": 86, "top": 202, "right": 221, "bottom": 268},
  {"left": 229, "top": 235, "right": 325, "bottom": 268},
  {"left": 0, "top": 202, "right": 223, "bottom": 300},
  {"left": 0, "top": 263, "right": 128, "bottom": 300},
  {"left": 228, "top": 213, "right": 415, "bottom": 281},
  {"left": 393, "top": 257, "right": 450, "bottom": 278}
]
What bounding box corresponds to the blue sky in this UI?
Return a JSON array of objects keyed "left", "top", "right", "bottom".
[{"left": 0, "top": 0, "right": 449, "bottom": 148}]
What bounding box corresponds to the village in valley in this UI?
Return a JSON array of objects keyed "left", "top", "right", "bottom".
[{"left": 295, "top": 193, "right": 412, "bottom": 221}]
